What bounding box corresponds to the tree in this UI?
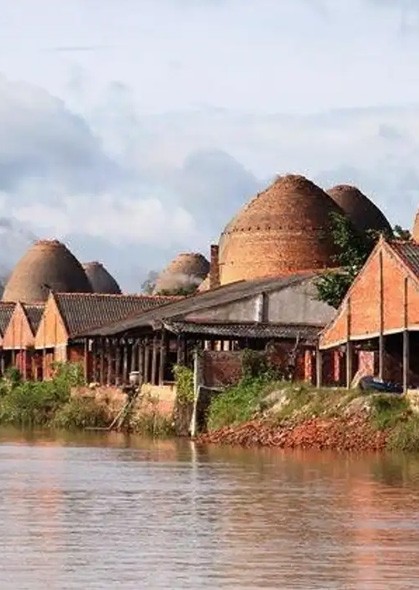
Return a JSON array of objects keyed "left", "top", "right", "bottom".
[{"left": 315, "top": 213, "right": 393, "bottom": 309}]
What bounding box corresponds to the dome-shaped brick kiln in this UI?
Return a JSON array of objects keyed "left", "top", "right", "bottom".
[
  {"left": 3, "top": 240, "right": 93, "bottom": 303},
  {"left": 83, "top": 261, "right": 121, "bottom": 294},
  {"left": 153, "top": 253, "right": 210, "bottom": 294},
  {"left": 326, "top": 184, "right": 391, "bottom": 234},
  {"left": 218, "top": 174, "right": 344, "bottom": 285}
]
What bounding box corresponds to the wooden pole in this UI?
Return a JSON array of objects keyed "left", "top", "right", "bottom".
[
  {"left": 403, "top": 276, "right": 409, "bottom": 392},
  {"left": 106, "top": 338, "right": 112, "bottom": 386},
  {"left": 83, "top": 338, "right": 89, "bottom": 383},
  {"left": 92, "top": 339, "right": 98, "bottom": 383},
  {"left": 144, "top": 338, "right": 150, "bottom": 384},
  {"left": 115, "top": 340, "right": 121, "bottom": 386},
  {"left": 176, "top": 335, "right": 182, "bottom": 365},
  {"left": 316, "top": 346, "right": 322, "bottom": 388},
  {"left": 99, "top": 338, "right": 105, "bottom": 386},
  {"left": 346, "top": 297, "right": 352, "bottom": 389},
  {"left": 122, "top": 341, "right": 128, "bottom": 384},
  {"left": 151, "top": 335, "right": 158, "bottom": 385},
  {"left": 158, "top": 329, "right": 166, "bottom": 385},
  {"left": 138, "top": 339, "right": 143, "bottom": 382},
  {"left": 379, "top": 250, "right": 384, "bottom": 380}
]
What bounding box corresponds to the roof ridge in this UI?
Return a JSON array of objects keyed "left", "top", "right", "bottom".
[{"left": 54, "top": 292, "right": 180, "bottom": 299}]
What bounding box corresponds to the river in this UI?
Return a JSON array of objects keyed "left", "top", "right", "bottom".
[{"left": 0, "top": 429, "right": 419, "bottom": 590}]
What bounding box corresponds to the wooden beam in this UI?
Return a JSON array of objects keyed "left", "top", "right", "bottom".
[
  {"left": 115, "top": 340, "right": 121, "bottom": 386},
  {"left": 99, "top": 338, "right": 105, "bottom": 386},
  {"left": 92, "top": 339, "right": 98, "bottom": 383},
  {"left": 122, "top": 341, "right": 128, "bottom": 384},
  {"left": 158, "top": 329, "right": 167, "bottom": 385},
  {"left": 346, "top": 341, "right": 353, "bottom": 389},
  {"left": 138, "top": 340, "right": 143, "bottom": 382},
  {"left": 316, "top": 346, "right": 322, "bottom": 388},
  {"left": 106, "top": 338, "right": 112, "bottom": 386},
  {"left": 144, "top": 338, "right": 150, "bottom": 384},
  {"left": 83, "top": 338, "right": 89, "bottom": 383},
  {"left": 403, "top": 276, "right": 409, "bottom": 392},
  {"left": 379, "top": 250, "right": 384, "bottom": 380},
  {"left": 151, "top": 335, "right": 158, "bottom": 385}
]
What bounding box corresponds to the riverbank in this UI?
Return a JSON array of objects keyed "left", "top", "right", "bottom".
[{"left": 198, "top": 379, "right": 419, "bottom": 452}]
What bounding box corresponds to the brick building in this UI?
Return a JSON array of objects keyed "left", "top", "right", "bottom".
[
  {"left": 319, "top": 236, "right": 419, "bottom": 391},
  {"left": 33, "top": 292, "right": 178, "bottom": 380},
  {"left": 85, "top": 272, "right": 335, "bottom": 387}
]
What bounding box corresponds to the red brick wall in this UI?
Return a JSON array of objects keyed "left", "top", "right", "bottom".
[
  {"left": 321, "top": 241, "right": 419, "bottom": 349},
  {"left": 202, "top": 351, "right": 243, "bottom": 388},
  {"left": 201, "top": 345, "right": 317, "bottom": 388}
]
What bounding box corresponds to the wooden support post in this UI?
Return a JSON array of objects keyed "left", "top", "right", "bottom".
[
  {"left": 92, "top": 339, "right": 98, "bottom": 383},
  {"left": 151, "top": 335, "right": 158, "bottom": 385},
  {"left": 83, "top": 338, "right": 89, "bottom": 383},
  {"left": 144, "top": 338, "right": 150, "bottom": 384},
  {"left": 130, "top": 341, "right": 136, "bottom": 373},
  {"left": 138, "top": 340, "right": 143, "bottom": 383},
  {"left": 346, "top": 341, "right": 353, "bottom": 390},
  {"left": 403, "top": 331, "right": 410, "bottom": 393},
  {"left": 115, "top": 340, "right": 121, "bottom": 386},
  {"left": 158, "top": 329, "right": 166, "bottom": 385},
  {"left": 106, "top": 339, "right": 112, "bottom": 386},
  {"left": 0, "top": 351, "right": 5, "bottom": 377},
  {"left": 176, "top": 335, "right": 182, "bottom": 365},
  {"left": 122, "top": 342, "right": 128, "bottom": 384},
  {"left": 316, "top": 346, "right": 323, "bottom": 388},
  {"left": 346, "top": 297, "right": 352, "bottom": 389},
  {"left": 99, "top": 338, "right": 105, "bottom": 386},
  {"left": 403, "top": 276, "right": 409, "bottom": 393},
  {"left": 379, "top": 250, "right": 384, "bottom": 380}
]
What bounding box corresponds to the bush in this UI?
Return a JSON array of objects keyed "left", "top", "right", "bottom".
[
  {"left": 207, "top": 376, "right": 270, "bottom": 430},
  {"left": 387, "top": 417, "right": 419, "bottom": 452},
  {"left": 0, "top": 362, "right": 86, "bottom": 428},
  {"left": 370, "top": 394, "right": 411, "bottom": 431},
  {"left": 53, "top": 397, "right": 109, "bottom": 430}
]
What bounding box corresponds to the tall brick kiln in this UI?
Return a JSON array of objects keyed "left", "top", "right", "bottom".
[
  {"left": 2, "top": 239, "right": 92, "bottom": 303},
  {"left": 83, "top": 261, "right": 121, "bottom": 294},
  {"left": 153, "top": 252, "right": 209, "bottom": 294},
  {"left": 218, "top": 174, "right": 344, "bottom": 285},
  {"left": 326, "top": 184, "right": 391, "bottom": 234}
]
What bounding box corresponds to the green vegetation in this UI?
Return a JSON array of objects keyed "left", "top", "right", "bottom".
[
  {"left": 0, "top": 363, "right": 110, "bottom": 430},
  {"left": 315, "top": 213, "right": 411, "bottom": 309},
  {"left": 370, "top": 394, "right": 411, "bottom": 431},
  {"left": 387, "top": 418, "right": 419, "bottom": 452},
  {"left": 173, "top": 365, "right": 194, "bottom": 405},
  {"left": 208, "top": 376, "right": 281, "bottom": 430}
]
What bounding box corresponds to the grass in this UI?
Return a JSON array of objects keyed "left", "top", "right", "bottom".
[
  {"left": 369, "top": 394, "right": 411, "bottom": 431},
  {"left": 207, "top": 376, "right": 275, "bottom": 430},
  {"left": 387, "top": 417, "right": 419, "bottom": 452}
]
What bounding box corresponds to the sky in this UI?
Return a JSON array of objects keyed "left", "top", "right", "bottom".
[{"left": 0, "top": 0, "right": 418, "bottom": 289}]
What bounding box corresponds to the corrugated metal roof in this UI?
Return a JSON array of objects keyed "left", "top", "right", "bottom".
[
  {"left": 22, "top": 303, "right": 45, "bottom": 334},
  {"left": 0, "top": 302, "right": 15, "bottom": 336},
  {"left": 54, "top": 293, "right": 180, "bottom": 338},
  {"left": 164, "top": 320, "right": 321, "bottom": 343},
  {"left": 390, "top": 240, "right": 419, "bottom": 277},
  {"left": 85, "top": 271, "right": 321, "bottom": 336}
]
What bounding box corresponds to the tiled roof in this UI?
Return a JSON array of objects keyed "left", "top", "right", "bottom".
[
  {"left": 54, "top": 293, "right": 179, "bottom": 338},
  {"left": 390, "top": 240, "right": 419, "bottom": 277},
  {"left": 22, "top": 303, "right": 45, "bottom": 334},
  {"left": 86, "top": 271, "right": 322, "bottom": 336},
  {"left": 164, "top": 320, "right": 321, "bottom": 343},
  {"left": 0, "top": 302, "right": 15, "bottom": 336}
]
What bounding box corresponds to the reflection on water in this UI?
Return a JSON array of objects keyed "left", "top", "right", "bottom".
[{"left": 1, "top": 429, "right": 419, "bottom": 589}]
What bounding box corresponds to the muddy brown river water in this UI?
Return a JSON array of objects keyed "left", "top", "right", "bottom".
[{"left": 0, "top": 429, "right": 419, "bottom": 589}]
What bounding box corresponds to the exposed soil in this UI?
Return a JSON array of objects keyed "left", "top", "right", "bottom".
[{"left": 197, "top": 415, "right": 388, "bottom": 452}]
